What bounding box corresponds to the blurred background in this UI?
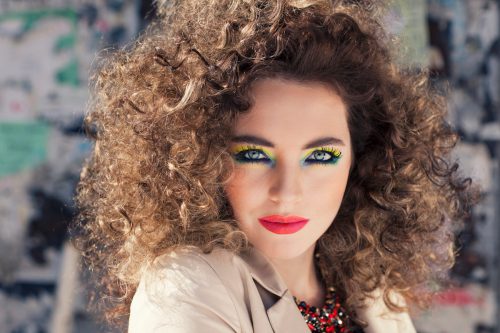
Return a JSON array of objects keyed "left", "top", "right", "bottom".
[{"left": 0, "top": 0, "right": 498, "bottom": 332}]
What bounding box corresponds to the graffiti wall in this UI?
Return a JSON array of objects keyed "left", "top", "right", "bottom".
[{"left": 0, "top": 1, "right": 140, "bottom": 332}]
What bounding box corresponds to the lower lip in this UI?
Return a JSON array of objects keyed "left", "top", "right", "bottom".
[{"left": 258, "top": 219, "right": 309, "bottom": 234}]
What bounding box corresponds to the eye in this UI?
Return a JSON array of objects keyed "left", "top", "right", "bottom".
[
  {"left": 303, "top": 148, "right": 342, "bottom": 165},
  {"left": 233, "top": 147, "right": 272, "bottom": 164}
]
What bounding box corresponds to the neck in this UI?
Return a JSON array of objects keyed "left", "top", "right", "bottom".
[{"left": 267, "top": 243, "right": 325, "bottom": 307}]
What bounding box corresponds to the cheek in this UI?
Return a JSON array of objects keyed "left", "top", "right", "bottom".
[
  {"left": 305, "top": 168, "right": 349, "bottom": 206},
  {"left": 224, "top": 168, "right": 267, "bottom": 216}
]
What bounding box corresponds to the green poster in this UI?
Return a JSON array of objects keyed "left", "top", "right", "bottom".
[{"left": 0, "top": 122, "right": 50, "bottom": 177}]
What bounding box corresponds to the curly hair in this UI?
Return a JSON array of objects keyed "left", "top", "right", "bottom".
[{"left": 72, "top": 0, "right": 479, "bottom": 328}]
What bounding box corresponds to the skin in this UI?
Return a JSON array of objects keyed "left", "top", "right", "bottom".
[{"left": 224, "top": 78, "right": 352, "bottom": 306}]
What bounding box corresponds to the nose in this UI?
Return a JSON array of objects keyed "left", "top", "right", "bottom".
[{"left": 268, "top": 161, "right": 303, "bottom": 206}]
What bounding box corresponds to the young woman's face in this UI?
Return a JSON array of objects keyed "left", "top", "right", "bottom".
[{"left": 224, "top": 78, "right": 352, "bottom": 260}]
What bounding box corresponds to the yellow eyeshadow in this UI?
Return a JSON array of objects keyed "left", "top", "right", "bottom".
[
  {"left": 230, "top": 145, "right": 275, "bottom": 160},
  {"left": 301, "top": 146, "right": 342, "bottom": 160}
]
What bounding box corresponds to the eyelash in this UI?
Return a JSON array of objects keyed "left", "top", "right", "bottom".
[
  {"left": 232, "top": 145, "right": 273, "bottom": 165},
  {"left": 303, "top": 147, "right": 342, "bottom": 165},
  {"left": 232, "top": 145, "right": 342, "bottom": 165}
]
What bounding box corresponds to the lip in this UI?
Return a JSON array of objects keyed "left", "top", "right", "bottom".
[{"left": 258, "top": 215, "right": 309, "bottom": 234}]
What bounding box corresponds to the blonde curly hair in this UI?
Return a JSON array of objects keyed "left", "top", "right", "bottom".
[{"left": 72, "top": 0, "right": 479, "bottom": 328}]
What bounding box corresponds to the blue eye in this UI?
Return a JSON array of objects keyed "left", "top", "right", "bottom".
[
  {"left": 303, "top": 149, "right": 342, "bottom": 165},
  {"left": 233, "top": 149, "right": 273, "bottom": 164}
]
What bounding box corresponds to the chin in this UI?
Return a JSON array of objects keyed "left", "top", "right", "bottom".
[{"left": 251, "top": 236, "right": 315, "bottom": 261}]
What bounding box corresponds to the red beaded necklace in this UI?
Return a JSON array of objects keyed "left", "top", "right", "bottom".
[
  {"left": 293, "top": 286, "right": 350, "bottom": 333},
  {"left": 292, "top": 252, "right": 351, "bottom": 333}
]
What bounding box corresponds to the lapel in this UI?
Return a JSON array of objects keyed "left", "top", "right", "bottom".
[
  {"left": 239, "top": 246, "right": 310, "bottom": 333},
  {"left": 265, "top": 290, "right": 311, "bottom": 333},
  {"left": 238, "top": 247, "right": 416, "bottom": 333}
]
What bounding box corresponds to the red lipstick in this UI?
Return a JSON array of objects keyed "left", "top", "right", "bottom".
[{"left": 258, "top": 215, "right": 309, "bottom": 234}]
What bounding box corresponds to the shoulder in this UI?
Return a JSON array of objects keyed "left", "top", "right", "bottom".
[
  {"left": 148, "top": 246, "right": 238, "bottom": 284},
  {"left": 128, "top": 246, "right": 242, "bottom": 332},
  {"left": 146, "top": 246, "right": 244, "bottom": 294}
]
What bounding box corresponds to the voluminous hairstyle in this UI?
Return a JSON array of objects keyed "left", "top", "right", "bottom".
[{"left": 73, "top": 0, "right": 479, "bottom": 328}]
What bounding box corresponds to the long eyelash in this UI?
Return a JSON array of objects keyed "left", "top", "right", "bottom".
[
  {"left": 315, "top": 147, "right": 342, "bottom": 157},
  {"left": 231, "top": 145, "right": 274, "bottom": 164},
  {"left": 303, "top": 147, "right": 342, "bottom": 165}
]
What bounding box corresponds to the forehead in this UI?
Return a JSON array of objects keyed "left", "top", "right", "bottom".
[{"left": 232, "top": 78, "right": 350, "bottom": 147}]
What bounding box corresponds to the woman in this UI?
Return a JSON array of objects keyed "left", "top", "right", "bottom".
[{"left": 73, "top": 0, "right": 478, "bottom": 332}]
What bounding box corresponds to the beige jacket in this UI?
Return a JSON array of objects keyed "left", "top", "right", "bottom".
[{"left": 128, "top": 246, "right": 416, "bottom": 333}]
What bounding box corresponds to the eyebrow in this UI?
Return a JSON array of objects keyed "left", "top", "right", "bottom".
[{"left": 230, "top": 135, "right": 346, "bottom": 149}]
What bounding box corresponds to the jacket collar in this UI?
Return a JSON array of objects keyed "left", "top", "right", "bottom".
[
  {"left": 239, "top": 246, "right": 288, "bottom": 297},
  {"left": 239, "top": 246, "right": 310, "bottom": 333}
]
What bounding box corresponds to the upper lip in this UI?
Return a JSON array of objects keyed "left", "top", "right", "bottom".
[{"left": 258, "top": 215, "right": 309, "bottom": 224}]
